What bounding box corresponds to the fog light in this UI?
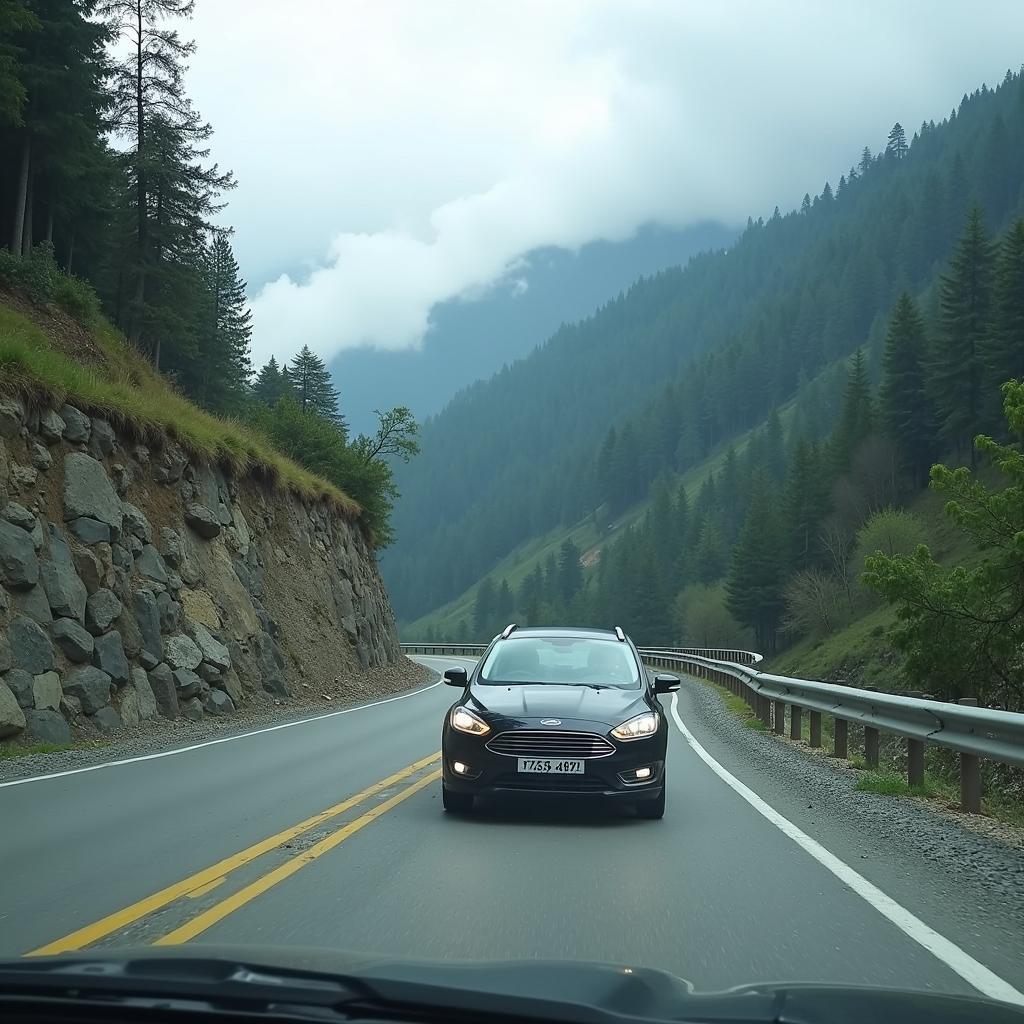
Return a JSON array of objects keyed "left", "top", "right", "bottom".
[
  {"left": 635, "top": 766, "right": 652, "bottom": 780},
  {"left": 453, "top": 761, "right": 469, "bottom": 775}
]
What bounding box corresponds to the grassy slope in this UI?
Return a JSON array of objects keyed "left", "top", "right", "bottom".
[
  {"left": 767, "top": 481, "right": 981, "bottom": 686},
  {"left": 0, "top": 301, "right": 360, "bottom": 516}
]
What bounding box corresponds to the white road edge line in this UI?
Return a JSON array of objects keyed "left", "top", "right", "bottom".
[
  {"left": 669, "top": 692, "right": 1024, "bottom": 1007},
  {"left": 0, "top": 657, "right": 468, "bottom": 791}
]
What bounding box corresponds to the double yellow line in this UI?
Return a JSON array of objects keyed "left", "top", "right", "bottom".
[{"left": 29, "top": 752, "right": 441, "bottom": 956}]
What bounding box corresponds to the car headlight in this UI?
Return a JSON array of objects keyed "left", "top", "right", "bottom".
[
  {"left": 450, "top": 706, "right": 491, "bottom": 736},
  {"left": 611, "top": 712, "right": 659, "bottom": 741}
]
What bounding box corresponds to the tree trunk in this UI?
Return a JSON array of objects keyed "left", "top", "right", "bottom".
[
  {"left": 66, "top": 229, "right": 75, "bottom": 274},
  {"left": 130, "top": 0, "right": 148, "bottom": 352},
  {"left": 10, "top": 134, "right": 30, "bottom": 254},
  {"left": 21, "top": 168, "right": 34, "bottom": 256},
  {"left": 45, "top": 204, "right": 54, "bottom": 245}
]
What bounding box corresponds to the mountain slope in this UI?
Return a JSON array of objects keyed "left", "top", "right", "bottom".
[
  {"left": 332, "top": 222, "right": 735, "bottom": 435},
  {"left": 388, "top": 70, "right": 1024, "bottom": 629}
]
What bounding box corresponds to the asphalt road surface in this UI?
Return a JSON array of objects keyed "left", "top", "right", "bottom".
[{"left": 2, "top": 656, "right": 1022, "bottom": 1005}]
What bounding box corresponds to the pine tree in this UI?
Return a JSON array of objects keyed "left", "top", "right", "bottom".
[
  {"left": 783, "top": 439, "right": 829, "bottom": 570},
  {"left": 6, "top": 1, "right": 110, "bottom": 258},
  {"left": 0, "top": 2, "right": 37, "bottom": 128},
  {"left": 495, "top": 577, "right": 514, "bottom": 626},
  {"left": 830, "top": 348, "right": 875, "bottom": 473},
  {"left": 880, "top": 292, "right": 937, "bottom": 485},
  {"left": 557, "top": 538, "right": 583, "bottom": 605},
  {"left": 101, "top": 0, "right": 233, "bottom": 363},
  {"left": 931, "top": 204, "right": 994, "bottom": 458},
  {"left": 194, "top": 228, "right": 251, "bottom": 412},
  {"left": 859, "top": 146, "right": 873, "bottom": 174},
  {"left": 981, "top": 220, "right": 1024, "bottom": 430},
  {"left": 694, "top": 518, "right": 727, "bottom": 584},
  {"left": 289, "top": 344, "right": 344, "bottom": 428},
  {"left": 886, "top": 122, "right": 908, "bottom": 160},
  {"left": 252, "top": 356, "right": 292, "bottom": 406},
  {"left": 726, "top": 474, "right": 787, "bottom": 652},
  {"left": 473, "top": 577, "right": 496, "bottom": 638}
]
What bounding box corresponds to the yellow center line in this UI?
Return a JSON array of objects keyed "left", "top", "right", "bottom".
[
  {"left": 27, "top": 752, "right": 441, "bottom": 957},
  {"left": 153, "top": 769, "right": 441, "bottom": 946}
]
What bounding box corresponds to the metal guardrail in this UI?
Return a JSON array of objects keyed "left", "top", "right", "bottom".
[
  {"left": 401, "top": 640, "right": 1024, "bottom": 814},
  {"left": 399, "top": 643, "right": 763, "bottom": 664},
  {"left": 641, "top": 651, "right": 1024, "bottom": 814}
]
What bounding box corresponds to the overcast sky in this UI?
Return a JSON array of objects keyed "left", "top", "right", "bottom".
[{"left": 182, "top": 1, "right": 1024, "bottom": 368}]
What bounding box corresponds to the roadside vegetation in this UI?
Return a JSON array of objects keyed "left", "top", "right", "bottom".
[{"left": 0, "top": 5, "right": 418, "bottom": 544}]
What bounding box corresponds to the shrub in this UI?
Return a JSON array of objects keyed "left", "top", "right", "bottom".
[
  {"left": 782, "top": 568, "right": 847, "bottom": 638},
  {"left": 0, "top": 244, "right": 101, "bottom": 325}
]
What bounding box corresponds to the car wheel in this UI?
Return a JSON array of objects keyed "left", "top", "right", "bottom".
[
  {"left": 636, "top": 785, "right": 665, "bottom": 820},
  {"left": 442, "top": 784, "right": 474, "bottom": 813}
]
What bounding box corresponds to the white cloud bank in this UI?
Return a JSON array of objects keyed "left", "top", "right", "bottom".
[{"left": 185, "top": 0, "right": 1024, "bottom": 366}]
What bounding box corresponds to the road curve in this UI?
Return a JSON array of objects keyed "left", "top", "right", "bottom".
[{"left": 2, "top": 655, "right": 1022, "bottom": 1002}]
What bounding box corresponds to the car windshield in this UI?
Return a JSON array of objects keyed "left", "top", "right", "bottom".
[{"left": 479, "top": 637, "right": 641, "bottom": 688}]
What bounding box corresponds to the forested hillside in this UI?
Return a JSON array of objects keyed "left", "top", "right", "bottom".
[
  {"left": 394, "top": 69, "right": 1024, "bottom": 681},
  {"left": 334, "top": 222, "right": 734, "bottom": 435},
  {"left": 0, "top": 0, "right": 415, "bottom": 543}
]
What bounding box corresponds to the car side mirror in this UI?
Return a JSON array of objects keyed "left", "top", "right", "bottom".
[
  {"left": 443, "top": 667, "right": 468, "bottom": 687},
  {"left": 654, "top": 673, "right": 680, "bottom": 694}
]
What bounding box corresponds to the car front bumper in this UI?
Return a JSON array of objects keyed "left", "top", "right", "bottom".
[{"left": 442, "top": 727, "right": 666, "bottom": 800}]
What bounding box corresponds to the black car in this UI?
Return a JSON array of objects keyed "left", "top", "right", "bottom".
[{"left": 440, "top": 624, "right": 680, "bottom": 818}]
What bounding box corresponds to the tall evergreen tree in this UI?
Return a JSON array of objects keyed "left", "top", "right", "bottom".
[
  {"left": 694, "top": 518, "right": 727, "bottom": 584},
  {"left": 930, "top": 204, "right": 994, "bottom": 459},
  {"left": 473, "top": 578, "right": 496, "bottom": 638},
  {"left": 879, "top": 292, "right": 937, "bottom": 486},
  {"left": 252, "top": 356, "right": 292, "bottom": 407},
  {"left": 830, "top": 348, "right": 875, "bottom": 473},
  {"left": 557, "top": 538, "right": 583, "bottom": 605},
  {"left": 289, "top": 344, "right": 344, "bottom": 428},
  {"left": 0, "top": 2, "right": 36, "bottom": 128},
  {"left": 101, "top": 0, "right": 233, "bottom": 363},
  {"left": 886, "top": 122, "right": 908, "bottom": 160},
  {"left": 982, "top": 219, "right": 1024, "bottom": 429},
  {"left": 725, "top": 475, "right": 787, "bottom": 653},
  {"left": 192, "top": 228, "right": 251, "bottom": 412},
  {"left": 782, "top": 439, "right": 829, "bottom": 570}
]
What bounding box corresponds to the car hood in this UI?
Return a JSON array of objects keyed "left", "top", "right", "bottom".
[
  {"left": 468, "top": 683, "right": 648, "bottom": 729},
  {"left": 3, "top": 947, "right": 1019, "bottom": 1024}
]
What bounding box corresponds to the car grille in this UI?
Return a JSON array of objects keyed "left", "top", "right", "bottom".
[
  {"left": 492, "top": 773, "right": 609, "bottom": 792},
  {"left": 486, "top": 730, "right": 615, "bottom": 759}
]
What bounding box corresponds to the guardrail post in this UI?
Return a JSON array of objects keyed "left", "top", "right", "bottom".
[
  {"left": 957, "top": 698, "right": 981, "bottom": 813},
  {"left": 809, "top": 711, "right": 821, "bottom": 748},
  {"left": 790, "top": 705, "right": 802, "bottom": 741},
  {"left": 833, "top": 718, "right": 848, "bottom": 759},
  {"left": 864, "top": 727, "right": 879, "bottom": 769},
  {"left": 773, "top": 700, "right": 786, "bottom": 735},
  {"left": 907, "top": 739, "right": 925, "bottom": 788},
  {"left": 758, "top": 694, "right": 771, "bottom": 727}
]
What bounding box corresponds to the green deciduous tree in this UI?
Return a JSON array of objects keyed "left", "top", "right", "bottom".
[{"left": 863, "top": 382, "right": 1024, "bottom": 708}]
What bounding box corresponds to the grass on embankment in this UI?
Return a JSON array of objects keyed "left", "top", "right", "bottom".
[{"left": 0, "top": 303, "right": 360, "bottom": 517}]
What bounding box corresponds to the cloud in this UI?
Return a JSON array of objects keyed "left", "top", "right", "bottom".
[{"left": 183, "top": 1, "right": 1024, "bottom": 366}]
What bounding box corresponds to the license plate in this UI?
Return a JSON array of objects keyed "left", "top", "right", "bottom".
[{"left": 517, "top": 758, "right": 584, "bottom": 774}]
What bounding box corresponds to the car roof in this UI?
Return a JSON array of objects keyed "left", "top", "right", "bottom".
[{"left": 500, "top": 626, "right": 623, "bottom": 641}]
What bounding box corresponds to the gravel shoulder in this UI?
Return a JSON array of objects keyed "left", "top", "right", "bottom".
[
  {"left": 0, "top": 656, "right": 437, "bottom": 785},
  {"left": 674, "top": 672, "right": 1024, "bottom": 986}
]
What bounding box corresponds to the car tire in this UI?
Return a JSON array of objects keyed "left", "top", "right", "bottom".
[
  {"left": 442, "top": 784, "right": 474, "bottom": 814},
  {"left": 636, "top": 785, "right": 666, "bottom": 820}
]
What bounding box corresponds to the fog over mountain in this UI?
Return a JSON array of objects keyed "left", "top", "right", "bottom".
[{"left": 178, "top": 2, "right": 1024, "bottom": 369}]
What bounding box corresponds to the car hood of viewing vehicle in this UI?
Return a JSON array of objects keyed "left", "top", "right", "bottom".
[{"left": 470, "top": 683, "right": 649, "bottom": 726}]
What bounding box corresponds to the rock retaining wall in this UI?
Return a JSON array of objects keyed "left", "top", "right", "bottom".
[{"left": 0, "top": 396, "right": 400, "bottom": 743}]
